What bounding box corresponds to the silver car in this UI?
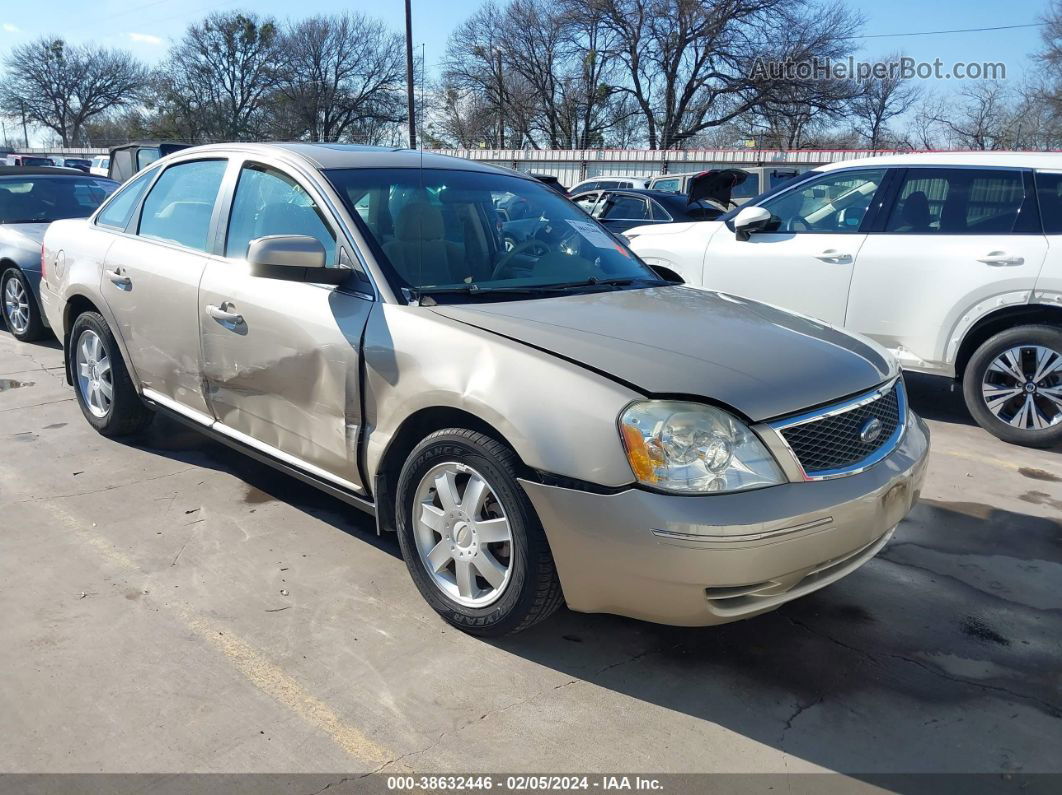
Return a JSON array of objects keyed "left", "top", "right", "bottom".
[{"left": 39, "top": 143, "right": 929, "bottom": 636}]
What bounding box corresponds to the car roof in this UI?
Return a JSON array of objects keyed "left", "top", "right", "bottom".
[
  {"left": 165, "top": 142, "right": 534, "bottom": 179},
  {"left": 0, "top": 165, "right": 97, "bottom": 177},
  {"left": 818, "top": 151, "right": 1062, "bottom": 172}
]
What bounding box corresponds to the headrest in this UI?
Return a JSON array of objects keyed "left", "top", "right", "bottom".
[
  {"left": 901, "top": 191, "right": 930, "bottom": 227},
  {"left": 395, "top": 202, "right": 445, "bottom": 241}
]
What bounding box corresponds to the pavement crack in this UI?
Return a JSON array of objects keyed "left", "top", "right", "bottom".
[
  {"left": 0, "top": 397, "right": 74, "bottom": 413},
  {"left": 10, "top": 466, "right": 199, "bottom": 504},
  {"left": 302, "top": 776, "right": 357, "bottom": 795},
  {"left": 779, "top": 694, "right": 823, "bottom": 742}
]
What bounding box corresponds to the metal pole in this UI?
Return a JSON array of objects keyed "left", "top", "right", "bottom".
[
  {"left": 20, "top": 101, "right": 30, "bottom": 149},
  {"left": 496, "top": 49, "right": 504, "bottom": 149},
  {"left": 404, "top": 0, "right": 416, "bottom": 149}
]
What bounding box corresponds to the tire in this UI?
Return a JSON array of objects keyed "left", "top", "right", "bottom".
[
  {"left": 962, "top": 324, "right": 1062, "bottom": 448},
  {"left": 68, "top": 311, "right": 154, "bottom": 437},
  {"left": 394, "top": 429, "right": 564, "bottom": 636},
  {"left": 2, "top": 268, "right": 45, "bottom": 342}
]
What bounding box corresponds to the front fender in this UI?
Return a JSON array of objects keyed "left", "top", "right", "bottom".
[{"left": 361, "top": 304, "right": 643, "bottom": 489}]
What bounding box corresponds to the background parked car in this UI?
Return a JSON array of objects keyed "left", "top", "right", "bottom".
[
  {"left": 571, "top": 188, "right": 730, "bottom": 235},
  {"left": 108, "top": 141, "right": 189, "bottom": 182},
  {"left": 0, "top": 166, "right": 118, "bottom": 341},
  {"left": 4, "top": 154, "right": 55, "bottom": 167},
  {"left": 627, "top": 151, "right": 1062, "bottom": 448},
  {"left": 649, "top": 166, "right": 804, "bottom": 206},
  {"left": 568, "top": 175, "right": 650, "bottom": 193},
  {"left": 89, "top": 155, "right": 110, "bottom": 176}
]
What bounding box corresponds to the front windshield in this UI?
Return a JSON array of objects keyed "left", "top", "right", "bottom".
[
  {"left": 0, "top": 175, "right": 118, "bottom": 224},
  {"left": 325, "top": 168, "right": 662, "bottom": 298}
]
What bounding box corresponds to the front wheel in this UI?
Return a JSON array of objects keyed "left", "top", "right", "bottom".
[
  {"left": 395, "top": 429, "right": 564, "bottom": 636},
  {"left": 962, "top": 324, "right": 1062, "bottom": 448}
]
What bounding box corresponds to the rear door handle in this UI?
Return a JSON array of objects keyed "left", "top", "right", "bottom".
[
  {"left": 206, "top": 303, "right": 244, "bottom": 327},
  {"left": 814, "top": 249, "right": 852, "bottom": 263},
  {"left": 105, "top": 267, "right": 131, "bottom": 289},
  {"left": 977, "top": 251, "right": 1024, "bottom": 266}
]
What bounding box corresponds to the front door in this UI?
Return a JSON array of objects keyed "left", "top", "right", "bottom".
[
  {"left": 847, "top": 167, "right": 1048, "bottom": 371},
  {"left": 198, "top": 161, "right": 373, "bottom": 491},
  {"left": 702, "top": 168, "right": 888, "bottom": 326},
  {"left": 101, "top": 158, "right": 228, "bottom": 419}
]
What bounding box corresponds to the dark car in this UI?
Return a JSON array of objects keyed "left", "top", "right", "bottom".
[
  {"left": 62, "top": 158, "right": 93, "bottom": 174},
  {"left": 108, "top": 141, "right": 190, "bottom": 182},
  {"left": 0, "top": 167, "right": 118, "bottom": 340},
  {"left": 6, "top": 155, "right": 55, "bottom": 168}
]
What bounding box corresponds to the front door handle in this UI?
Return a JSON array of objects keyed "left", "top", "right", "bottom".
[
  {"left": 206, "top": 302, "right": 244, "bottom": 327},
  {"left": 814, "top": 249, "right": 852, "bottom": 263},
  {"left": 977, "top": 251, "right": 1024, "bottom": 266},
  {"left": 105, "top": 267, "right": 131, "bottom": 289}
]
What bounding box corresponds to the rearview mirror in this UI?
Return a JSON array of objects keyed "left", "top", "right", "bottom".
[
  {"left": 247, "top": 235, "right": 348, "bottom": 284},
  {"left": 732, "top": 206, "right": 772, "bottom": 241}
]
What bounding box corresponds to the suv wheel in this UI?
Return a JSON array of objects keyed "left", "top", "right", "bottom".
[
  {"left": 2, "top": 268, "right": 44, "bottom": 342},
  {"left": 395, "top": 429, "right": 564, "bottom": 636},
  {"left": 963, "top": 324, "right": 1062, "bottom": 448},
  {"left": 69, "top": 311, "right": 154, "bottom": 437}
]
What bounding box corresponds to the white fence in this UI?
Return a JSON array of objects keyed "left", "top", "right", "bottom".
[{"left": 14, "top": 145, "right": 897, "bottom": 184}]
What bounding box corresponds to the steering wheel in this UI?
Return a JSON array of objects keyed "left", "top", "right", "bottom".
[
  {"left": 786, "top": 217, "right": 810, "bottom": 232},
  {"left": 491, "top": 238, "right": 550, "bottom": 280}
]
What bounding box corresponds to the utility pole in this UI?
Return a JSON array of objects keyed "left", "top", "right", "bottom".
[
  {"left": 496, "top": 48, "right": 504, "bottom": 149},
  {"left": 404, "top": 0, "right": 416, "bottom": 149},
  {"left": 20, "top": 101, "right": 30, "bottom": 149}
]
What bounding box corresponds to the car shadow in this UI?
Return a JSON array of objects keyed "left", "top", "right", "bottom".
[
  {"left": 903, "top": 372, "right": 975, "bottom": 426},
  {"left": 126, "top": 413, "right": 1062, "bottom": 775}
]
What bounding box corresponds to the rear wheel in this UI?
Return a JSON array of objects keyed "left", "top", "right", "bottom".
[
  {"left": 2, "top": 268, "right": 44, "bottom": 342},
  {"left": 69, "top": 311, "right": 154, "bottom": 437},
  {"left": 395, "top": 429, "right": 564, "bottom": 636},
  {"left": 962, "top": 324, "right": 1062, "bottom": 448}
]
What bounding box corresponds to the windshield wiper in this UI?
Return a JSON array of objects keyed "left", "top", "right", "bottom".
[{"left": 405, "top": 276, "right": 664, "bottom": 305}]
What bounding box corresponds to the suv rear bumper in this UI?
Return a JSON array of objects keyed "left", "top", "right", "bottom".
[{"left": 519, "top": 413, "right": 929, "bottom": 626}]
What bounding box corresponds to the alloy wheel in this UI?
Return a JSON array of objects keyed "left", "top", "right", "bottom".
[
  {"left": 413, "top": 462, "right": 514, "bottom": 607},
  {"left": 75, "top": 329, "right": 113, "bottom": 419},
  {"left": 3, "top": 275, "right": 30, "bottom": 335},
  {"left": 981, "top": 344, "right": 1062, "bottom": 430}
]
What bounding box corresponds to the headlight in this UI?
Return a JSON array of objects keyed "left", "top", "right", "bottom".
[{"left": 619, "top": 401, "right": 784, "bottom": 494}]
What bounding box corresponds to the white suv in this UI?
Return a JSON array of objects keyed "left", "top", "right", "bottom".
[{"left": 627, "top": 152, "right": 1062, "bottom": 448}]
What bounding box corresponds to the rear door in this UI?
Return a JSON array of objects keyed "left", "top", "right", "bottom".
[
  {"left": 847, "top": 167, "right": 1047, "bottom": 372},
  {"left": 595, "top": 192, "right": 653, "bottom": 233},
  {"left": 702, "top": 167, "right": 887, "bottom": 326},
  {"left": 101, "top": 157, "right": 228, "bottom": 420},
  {"left": 198, "top": 158, "right": 374, "bottom": 492}
]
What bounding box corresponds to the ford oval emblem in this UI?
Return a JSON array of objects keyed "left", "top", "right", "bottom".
[{"left": 859, "top": 417, "right": 883, "bottom": 444}]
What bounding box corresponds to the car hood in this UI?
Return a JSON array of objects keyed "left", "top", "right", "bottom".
[{"left": 430, "top": 286, "right": 894, "bottom": 422}]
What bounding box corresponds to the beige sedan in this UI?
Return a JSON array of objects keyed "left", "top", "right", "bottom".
[{"left": 39, "top": 143, "right": 928, "bottom": 635}]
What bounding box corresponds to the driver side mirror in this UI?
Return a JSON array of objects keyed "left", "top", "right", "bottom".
[
  {"left": 247, "top": 235, "right": 349, "bottom": 285},
  {"left": 732, "top": 206, "right": 772, "bottom": 241}
]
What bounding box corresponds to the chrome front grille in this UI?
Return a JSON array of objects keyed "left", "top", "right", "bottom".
[{"left": 770, "top": 378, "right": 906, "bottom": 479}]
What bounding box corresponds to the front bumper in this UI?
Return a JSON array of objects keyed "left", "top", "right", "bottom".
[{"left": 519, "top": 413, "right": 929, "bottom": 626}]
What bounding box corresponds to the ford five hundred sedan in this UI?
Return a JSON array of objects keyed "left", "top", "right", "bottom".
[{"left": 40, "top": 144, "right": 929, "bottom": 636}]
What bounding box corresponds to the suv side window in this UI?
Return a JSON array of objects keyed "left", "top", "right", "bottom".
[
  {"left": 1035, "top": 172, "right": 1062, "bottom": 234},
  {"left": 138, "top": 159, "right": 227, "bottom": 251},
  {"left": 757, "top": 169, "right": 885, "bottom": 233},
  {"left": 652, "top": 177, "right": 681, "bottom": 192},
  {"left": 96, "top": 169, "right": 155, "bottom": 230},
  {"left": 885, "top": 168, "right": 1029, "bottom": 234},
  {"left": 226, "top": 164, "right": 337, "bottom": 264}
]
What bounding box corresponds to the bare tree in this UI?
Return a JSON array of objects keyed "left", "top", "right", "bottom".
[
  {"left": 585, "top": 0, "right": 861, "bottom": 148},
  {"left": 277, "top": 14, "right": 406, "bottom": 143},
  {"left": 154, "top": 11, "right": 281, "bottom": 141},
  {"left": 847, "top": 54, "right": 920, "bottom": 148},
  {"left": 931, "top": 83, "right": 1014, "bottom": 150},
  {"left": 1, "top": 38, "right": 146, "bottom": 145}
]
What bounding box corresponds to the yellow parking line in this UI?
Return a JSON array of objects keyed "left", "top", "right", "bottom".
[
  {"left": 933, "top": 446, "right": 1059, "bottom": 477},
  {"left": 33, "top": 498, "right": 401, "bottom": 770}
]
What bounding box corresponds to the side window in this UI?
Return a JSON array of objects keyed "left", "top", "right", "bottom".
[
  {"left": 573, "top": 192, "right": 599, "bottom": 213},
  {"left": 650, "top": 200, "right": 673, "bottom": 221},
  {"left": 136, "top": 148, "right": 161, "bottom": 172},
  {"left": 758, "top": 169, "right": 885, "bottom": 233},
  {"left": 885, "top": 169, "right": 1027, "bottom": 234},
  {"left": 96, "top": 169, "right": 155, "bottom": 229},
  {"left": 1035, "top": 172, "right": 1062, "bottom": 234},
  {"left": 601, "top": 195, "right": 650, "bottom": 220},
  {"left": 653, "top": 178, "right": 681, "bottom": 193},
  {"left": 138, "top": 159, "right": 227, "bottom": 252},
  {"left": 226, "top": 164, "right": 337, "bottom": 264}
]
